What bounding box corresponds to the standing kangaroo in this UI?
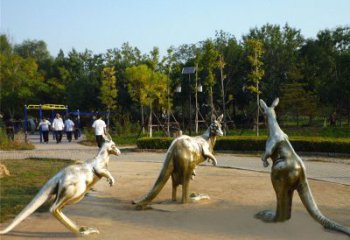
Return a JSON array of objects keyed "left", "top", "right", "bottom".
[
  {"left": 0, "top": 136, "right": 121, "bottom": 236},
  {"left": 256, "top": 98, "right": 350, "bottom": 236},
  {"left": 133, "top": 115, "right": 223, "bottom": 209}
]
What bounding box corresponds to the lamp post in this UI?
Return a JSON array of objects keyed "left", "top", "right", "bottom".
[{"left": 181, "top": 67, "right": 198, "bottom": 136}]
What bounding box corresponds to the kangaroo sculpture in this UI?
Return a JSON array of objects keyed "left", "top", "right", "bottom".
[
  {"left": 133, "top": 115, "right": 223, "bottom": 209},
  {"left": 0, "top": 135, "right": 121, "bottom": 236},
  {"left": 256, "top": 98, "right": 350, "bottom": 236}
]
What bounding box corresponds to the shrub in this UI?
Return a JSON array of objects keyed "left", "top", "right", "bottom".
[
  {"left": 136, "top": 137, "right": 173, "bottom": 149},
  {"left": 137, "top": 136, "right": 350, "bottom": 154}
]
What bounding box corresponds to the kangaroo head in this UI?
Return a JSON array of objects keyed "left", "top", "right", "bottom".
[
  {"left": 102, "top": 134, "right": 121, "bottom": 156},
  {"left": 259, "top": 98, "right": 279, "bottom": 120},
  {"left": 104, "top": 140, "right": 121, "bottom": 156},
  {"left": 209, "top": 114, "right": 224, "bottom": 136}
]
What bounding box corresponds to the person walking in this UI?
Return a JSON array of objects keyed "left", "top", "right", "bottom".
[
  {"left": 52, "top": 113, "right": 64, "bottom": 143},
  {"left": 5, "top": 117, "right": 15, "bottom": 141},
  {"left": 73, "top": 117, "right": 80, "bottom": 140},
  {"left": 64, "top": 116, "right": 75, "bottom": 142},
  {"left": 38, "top": 117, "right": 51, "bottom": 143},
  {"left": 92, "top": 114, "right": 107, "bottom": 148}
]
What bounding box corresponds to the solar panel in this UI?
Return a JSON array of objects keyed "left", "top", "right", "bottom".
[{"left": 182, "top": 67, "right": 196, "bottom": 74}]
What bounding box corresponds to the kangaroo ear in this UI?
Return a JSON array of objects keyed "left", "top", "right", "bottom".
[
  {"left": 217, "top": 114, "right": 223, "bottom": 122},
  {"left": 211, "top": 114, "right": 216, "bottom": 122},
  {"left": 271, "top": 98, "right": 279, "bottom": 108},
  {"left": 259, "top": 99, "right": 268, "bottom": 111},
  {"left": 103, "top": 133, "right": 112, "bottom": 142}
]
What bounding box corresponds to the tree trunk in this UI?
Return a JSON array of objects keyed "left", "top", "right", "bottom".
[
  {"left": 296, "top": 113, "right": 299, "bottom": 126},
  {"left": 148, "top": 104, "right": 153, "bottom": 137},
  {"left": 141, "top": 104, "right": 145, "bottom": 134},
  {"left": 256, "top": 84, "right": 259, "bottom": 136},
  {"left": 220, "top": 57, "right": 226, "bottom": 135},
  {"left": 348, "top": 101, "right": 350, "bottom": 128},
  {"left": 210, "top": 87, "right": 214, "bottom": 117},
  {"left": 195, "top": 64, "right": 198, "bottom": 134}
]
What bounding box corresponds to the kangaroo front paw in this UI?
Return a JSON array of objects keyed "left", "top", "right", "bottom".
[
  {"left": 255, "top": 210, "right": 276, "bottom": 222},
  {"left": 79, "top": 226, "right": 100, "bottom": 235},
  {"left": 262, "top": 160, "right": 269, "bottom": 168},
  {"left": 107, "top": 177, "right": 115, "bottom": 186}
]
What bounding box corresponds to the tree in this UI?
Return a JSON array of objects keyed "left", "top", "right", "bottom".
[
  {"left": 280, "top": 82, "right": 318, "bottom": 126},
  {"left": 125, "top": 64, "right": 152, "bottom": 133},
  {"left": 100, "top": 66, "right": 118, "bottom": 126},
  {"left": 243, "top": 24, "right": 304, "bottom": 102},
  {"left": 0, "top": 35, "right": 12, "bottom": 54},
  {"left": 161, "top": 47, "right": 177, "bottom": 135},
  {"left": 0, "top": 53, "right": 45, "bottom": 117},
  {"left": 14, "top": 39, "right": 51, "bottom": 65},
  {"left": 244, "top": 38, "right": 265, "bottom": 136},
  {"left": 200, "top": 39, "right": 220, "bottom": 114}
]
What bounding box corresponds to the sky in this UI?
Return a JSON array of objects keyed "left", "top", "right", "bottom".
[{"left": 1, "top": 0, "right": 349, "bottom": 57}]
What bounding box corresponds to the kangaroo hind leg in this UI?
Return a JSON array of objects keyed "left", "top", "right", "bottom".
[
  {"left": 50, "top": 183, "right": 99, "bottom": 236},
  {"left": 256, "top": 171, "right": 294, "bottom": 222}
]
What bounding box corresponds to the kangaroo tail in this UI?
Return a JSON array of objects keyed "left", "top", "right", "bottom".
[
  {"left": 0, "top": 176, "right": 59, "bottom": 234},
  {"left": 133, "top": 150, "right": 174, "bottom": 208},
  {"left": 297, "top": 179, "right": 350, "bottom": 236}
]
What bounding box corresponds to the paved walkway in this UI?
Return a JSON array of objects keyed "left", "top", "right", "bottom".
[{"left": 1, "top": 134, "right": 349, "bottom": 185}]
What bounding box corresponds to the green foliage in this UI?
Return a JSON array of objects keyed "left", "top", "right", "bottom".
[
  {"left": 244, "top": 38, "right": 265, "bottom": 94},
  {"left": 83, "top": 127, "right": 95, "bottom": 142},
  {"left": 100, "top": 66, "right": 118, "bottom": 111},
  {"left": 137, "top": 137, "right": 173, "bottom": 149},
  {"left": 125, "top": 64, "right": 152, "bottom": 106},
  {"left": 0, "top": 25, "right": 349, "bottom": 129},
  {"left": 280, "top": 82, "right": 318, "bottom": 124},
  {"left": 0, "top": 52, "right": 45, "bottom": 116},
  {"left": 0, "top": 158, "right": 72, "bottom": 222},
  {"left": 14, "top": 39, "right": 51, "bottom": 64}
]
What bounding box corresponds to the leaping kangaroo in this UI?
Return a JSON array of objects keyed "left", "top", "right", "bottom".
[
  {"left": 256, "top": 98, "right": 350, "bottom": 236},
  {"left": 0, "top": 135, "right": 121, "bottom": 236},
  {"left": 133, "top": 115, "right": 223, "bottom": 209}
]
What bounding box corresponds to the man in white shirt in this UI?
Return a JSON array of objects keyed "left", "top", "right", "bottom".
[
  {"left": 52, "top": 113, "right": 64, "bottom": 143},
  {"left": 64, "top": 116, "right": 75, "bottom": 142},
  {"left": 92, "top": 114, "right": 107, "bottom": 148}
]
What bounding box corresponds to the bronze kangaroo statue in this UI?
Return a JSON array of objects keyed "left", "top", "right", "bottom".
[
  {"left": 0, "top": 135, "right": 120, "bottom": 236},
  {"left": 256, "top": 98, "right": 350, "bottom": 236},
  {"left": 133, "top": 115, "right": 223, "bottom": 209}
]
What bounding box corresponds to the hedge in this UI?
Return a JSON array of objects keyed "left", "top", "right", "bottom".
[{"left": 136, "top": 136, "right": 350, "bottom": 154}]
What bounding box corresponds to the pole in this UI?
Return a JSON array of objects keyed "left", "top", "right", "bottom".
[
  {"left": 77, "top": 109, "right": 81, "bottom": 138},
  {"left": 255, "top": 51, "right": 259, "bottom": 137},
  {"left": 188, "top": 74, "right": 192, "bottom": 136},
  {"left": 167, "top": 72, "right": 170, "bottom": 136},
  {"left": 39, "top": 105, "right": 43, "bottom": 143},
  {"left": 24, "top": 105, "right": 28, "bottom": 143},
  {"left": 220, "top": 55, "right": 226, "bottom": 135},
  {"left": 195, "top": 64, "right": 199, "bottom": 134}
]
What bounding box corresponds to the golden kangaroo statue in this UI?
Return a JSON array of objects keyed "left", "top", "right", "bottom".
[
  {"left": 256, "top": 98, "right": 350, "bottom": 236},
  {"left": 0, "top": 135, "right": 120, "bottom": 236},
  {"left": 133, "top": 115, "right": 223, "bottom": 209}
]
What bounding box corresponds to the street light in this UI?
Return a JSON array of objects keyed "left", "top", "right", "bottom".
[{"left": 182, "top": 67, "right": 196, "bottom": 135}]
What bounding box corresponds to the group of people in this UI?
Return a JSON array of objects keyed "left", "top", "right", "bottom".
[
  {"left": 38, "top": 113, "right": 79, "bottom": 144},
  {"left": 38, "top": 113, "right": 106, "bottom": 148}
]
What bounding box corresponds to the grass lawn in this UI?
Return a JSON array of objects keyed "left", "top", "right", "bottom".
[
  {"left": 0, "top": 141, "right": 35, "bottom": 150},
  {"left": 0, "top": 158, "right": 73, "bottom": 223}
]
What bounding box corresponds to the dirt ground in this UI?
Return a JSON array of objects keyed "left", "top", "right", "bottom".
[{"left": 0, "top": 159, "right": 349, "bottom": 240}]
